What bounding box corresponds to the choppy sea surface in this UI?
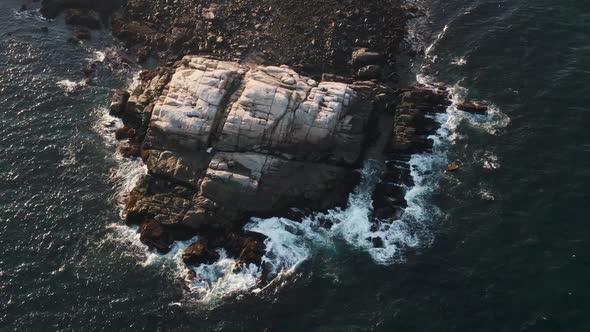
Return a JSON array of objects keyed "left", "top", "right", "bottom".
[{"left": 2, "top": 0, "right": 590, "bottom": 330}]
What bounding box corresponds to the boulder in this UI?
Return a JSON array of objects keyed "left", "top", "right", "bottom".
[
  {"left": 114, "top": 127, "right": 135, "bottom": 141},
  {"left": 182, "top": 242, "right": 220, "bottom": 265},
  {"left": 117, "top": 143, "right": 141, "bottom": 158},
  {"left": 110, "top": 89, "right": 130, "bottom": 116},
  {"left": 457, "top": 101, "right": 488, "bottom": 114},
  {"left": 217, "top": 232, "right": 267, "bottom": 266},
  {"left": 387, "top": 87, "right": 451, "bottom": 154},
  {"left": 139, "top": 220, "right": 174, "bottom": 253}
]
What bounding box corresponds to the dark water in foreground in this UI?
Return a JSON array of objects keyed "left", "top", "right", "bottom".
[{"left": 2, "top": 0, "right": 590, "bottom": 330}]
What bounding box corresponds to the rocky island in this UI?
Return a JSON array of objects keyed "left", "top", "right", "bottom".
[{"left": 38, "top": 0, "right": 484, "bottom": 280}]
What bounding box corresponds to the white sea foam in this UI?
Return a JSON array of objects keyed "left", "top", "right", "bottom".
[
  {"left": 187, "top": 251, "right": 262, "bottom": 303},
  {"left": 451, "top": 57, "right": 467, "bottom": 66},
  {"left": 89, "top": 51, "right": 106, "bottom": 63},
  {"left": 57, "top": 79, "right": 86, "bottom": 94}
]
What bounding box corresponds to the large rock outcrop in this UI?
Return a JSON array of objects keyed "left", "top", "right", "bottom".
[{"left": 115, "top": 56, "right": 384, "bottom": 263}]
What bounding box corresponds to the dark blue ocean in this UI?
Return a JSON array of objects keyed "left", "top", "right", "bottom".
[{"left": 1, "top": 0, "right": 589, "bottom": 330}]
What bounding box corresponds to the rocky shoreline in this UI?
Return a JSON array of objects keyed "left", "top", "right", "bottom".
[{"left": 36, "top": 0, "right": 488, "bottom": 283}]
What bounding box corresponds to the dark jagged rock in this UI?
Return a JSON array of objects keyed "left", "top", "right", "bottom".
[
  {"left": 457, "top": 101, "right": 488, "bottom": 114},
  {"left": 114, "top": 127, "right": 135, "bottom": 141},
  {"left": 373, "top": 86, "right": 452, "bottom": 220},
  {"left": 182, "top": 242, "right": 220, "bottom": 265},
  {"left": 64, "top": 9, "right": 100, "bottom": 29},
  {"left": 139, "top": 220, "right": 174, "bottom": 253},
  {"left": 106, "top": 0, "right": 407, "bottom": 74},
  {"left": 40, "top": 0, "right": 123, "bottom": 19},
  {"left": 117, "top": 143, "right": 141, "bottom": 158},
  {"left": 109, "top": 89, "right": 129, "bottom": 116},
  {"left": 387, "top": 87, "right": 451, "bottom": 155},
  {"left": 73, "top": 29, "right": 91, "bottom": 41}
]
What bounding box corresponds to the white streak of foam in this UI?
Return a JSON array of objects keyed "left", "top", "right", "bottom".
[
  {"left": 187, "top": 251, "right": 261, "bottom": 303},
  {"left": 57, "top": 79, "right": 86, "bottom": 94}
]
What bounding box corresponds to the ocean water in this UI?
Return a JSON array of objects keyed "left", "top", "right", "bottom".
[{"left": 1, "top": 0, "right": 590, "bottom": 330}]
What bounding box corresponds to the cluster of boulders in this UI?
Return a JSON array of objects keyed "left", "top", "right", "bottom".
[
  {"left": 39, "top": 0, "right": 122, "bottom": 43},
  {"left": 40, "top": 0, "right": 409, "bottom": 75}
]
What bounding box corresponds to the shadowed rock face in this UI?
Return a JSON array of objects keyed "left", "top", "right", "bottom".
[
  {"left": 118, "top": 56, "right": 382, "bottom": 259},
  {"left": 40, "top": 0, "right": 123, "bottom": 19}
]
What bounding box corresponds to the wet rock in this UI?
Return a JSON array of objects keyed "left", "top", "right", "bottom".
[
  {"left": 82, "top": 64, "right": 96, "bottom": 77},
  {"left": 139, "top": 220, "right": 174, "bottom": 253},
  {"left": 117, "top": 143, "right": 141, "bottom": 158},
  {"left": 110, "top": 89, "right": 130, "bottom": 116},
  {"left": 124, "top": 176, "right": 194, "bottom": 228},
  {"left": 446, "top": 162, "right": 460, "bottom": 172},
  {"left": 73, "top": 29, "right": 91, "bottom": 41},
  {"left": 182, "top": 242, "right": 220, "bottom": 265},
  {"left": 387, "top": 86, "right": 451, "bottom": 155},
  {"left": 114, "top": 127, "right": 136, "bottom": 141},
  {"left": 135, "top": 47, "right": 150, "bottom": 63},
  {"left": 457, "top": 101, "right": 488, "bottom": 114},
  {"left": 220, "top": 233, "right": 267, "bottom": 266}
]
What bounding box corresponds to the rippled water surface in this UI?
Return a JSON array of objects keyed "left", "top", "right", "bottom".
[{"left": 1, "top": 0, "right": 590, "bottom": 330}]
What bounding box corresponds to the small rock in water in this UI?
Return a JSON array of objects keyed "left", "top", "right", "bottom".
[
  {"left": 457, "top": 101, "right": 488, "bottom": 114},
  {"left": 480, "top": 190, "right": 495, "bottom": 201},
  {"left": 73, "top": 29, "right": 91, "bottom": 41},
  {"left": 371, "top": 237, "right": 385, "bottom": 248},
  {"left": 446, "top": 162, "right": 460, "bottom": 172}
]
